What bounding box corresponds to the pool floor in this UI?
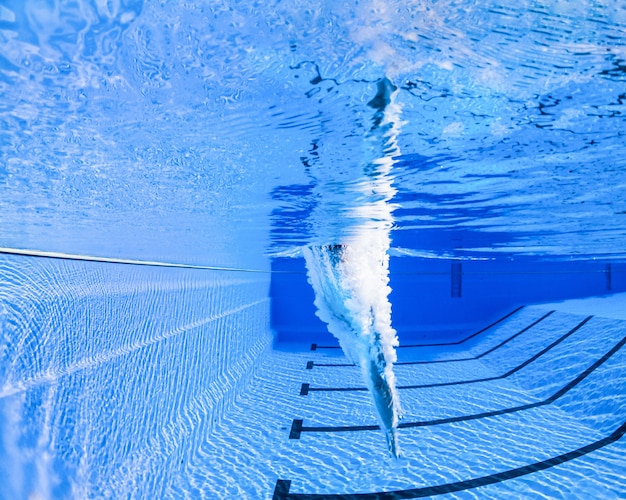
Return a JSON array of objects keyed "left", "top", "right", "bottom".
[{"left": 192, "top": 299, "right": 626, "bottom": 499}]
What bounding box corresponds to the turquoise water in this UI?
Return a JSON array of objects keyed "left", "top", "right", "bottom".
[
  {"left": 1, "top": 1, "right": 626, "bottom": 498},
  {"left": 2, "top": 0, "right": 626, "bottom": 263}
]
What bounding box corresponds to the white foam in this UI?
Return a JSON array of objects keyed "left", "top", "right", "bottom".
[{"left": 303, "top": 84, "right": 404, "bottom": 456}]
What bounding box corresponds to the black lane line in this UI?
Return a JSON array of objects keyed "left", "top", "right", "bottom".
[
  {"left": 273, "top": 419, "right": 626, "bottom": 499},
  {"left": 300, "top": 316, "right": 592, "bottom": 396},
  {"left": 290, "top": 331, "right": 626, "bottom": 438},
  {"left": 309, "top": 306, "right": 525, "bottom": 351},
  {"left": 0, "top": 247, "right": 274, "bottom": 273},
  {"left": 307, "top": 361, "right": 355, "bottom": 368},
  {"left": 307, "top": 311, "right": 555, "bottom": 370}
]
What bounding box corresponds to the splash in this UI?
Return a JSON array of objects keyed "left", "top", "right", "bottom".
[
  {"left": 303, "top": 78, "right": 403, "bottom": 456},
  {"left": 303, "top": 242, "right": 401, "bottom": 456}
]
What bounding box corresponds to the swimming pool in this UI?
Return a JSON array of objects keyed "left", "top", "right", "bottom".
[{"left": 1, "top": 0, "right": 625, "bottom": 498}]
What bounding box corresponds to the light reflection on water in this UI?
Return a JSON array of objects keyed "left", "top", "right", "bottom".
[{"left": 0, "top": 1, "right": 625, "bottom": 264}]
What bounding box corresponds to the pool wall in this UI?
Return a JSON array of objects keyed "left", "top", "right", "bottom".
[
  {"left": 0, "top": 254, "right": 272, "bottom": 498},
  {"left": 272, "top": 257, "right": 626, "bottom": 343}
]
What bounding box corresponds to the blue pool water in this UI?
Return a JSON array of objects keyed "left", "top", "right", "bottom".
[{"left": 1, "top": 1, "right": 626, "bottom": 498}]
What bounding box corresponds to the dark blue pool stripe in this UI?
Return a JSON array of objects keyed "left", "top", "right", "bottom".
[
  {"left": 290, "top": 330, "right": 626, "bottom": 438},
  {"left": 274, "top": 419, "right": 626, "bottom": 499},
  {"left": 300, "top": 316, "right": 592, "bottom": 395},
  {"left": 307, "top": 310, "right": 555, "bottom": 369},
  {"left": 309, "top": 306, "right": 525, "bottom": 351}
]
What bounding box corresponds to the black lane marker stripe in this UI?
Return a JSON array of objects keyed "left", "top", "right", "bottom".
[
  {"left": 309, "top": 306, "right": 525, "bottom": 350},
  {"left": 308, "top": 362, "right": 355, "bottom": 368},
  {"left": 307, "top": 311, "right": 555, "bottom": 370},
  {"left": 274, "top": 419, "right": 626, "bottom": 499},
  {"left": 404, "top": 305, "right": 524, "bottom": 347},
  {"left": 290, "top": 331, "right": 626, "bottom": 438},
  {"left": 301, "top": 316, "right": 593, "bottom": 395}
]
